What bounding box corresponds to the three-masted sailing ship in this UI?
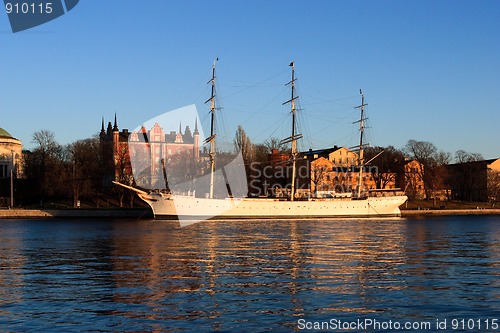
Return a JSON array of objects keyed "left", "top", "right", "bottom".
[{"left": 115, "top": 61, "right": 407, "bottom": 220}]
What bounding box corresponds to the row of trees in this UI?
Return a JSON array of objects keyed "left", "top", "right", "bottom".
[
  {"left": 13, "top": 126, "right": 499, "bottom": 206},
  {"left": 363, "top": 140, "right": 456, "bottom": 199},
  {"left": 234, "top": 126, "right": 499, "bottom": 203},
  {"left": 357, "top": 141, "right": 499, "bottom": 203},
  {"left": 19, "top": 126, "right": 280, "bottom": 206},
  {"left": 19, "top": 130, "right": 119, "bottom": 208}
]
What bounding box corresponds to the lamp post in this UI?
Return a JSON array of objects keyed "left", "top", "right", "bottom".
[
  {"left": 10, "top": 150, "right": 15, "bottom": 208},
  {"left": 10, "top": 169, "right": 14, "bottom": 208}
]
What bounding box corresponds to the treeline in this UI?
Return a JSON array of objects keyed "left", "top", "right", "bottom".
[
  {"left": 234, "top": 126, "right": 500, "bottom": 203},
  {"left": 364, "top": 139, "right": 500, "bottom": 202},
  {"left": 12, "top": 127, "right": 499, "bottom": 207},
  {"left": 18, "top": 130, "right": 132, "bottom": 208}
]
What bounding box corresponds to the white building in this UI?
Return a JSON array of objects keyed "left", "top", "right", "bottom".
[{"left": 0, "top": 127, "right": 22, "bottom": 178}]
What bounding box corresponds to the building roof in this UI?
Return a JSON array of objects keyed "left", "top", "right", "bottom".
[
  {"left": 0, "top": 128, "right": 13, "bottom": 138},
  {"left": 300, "top": 146, "right": 341, "bottom": 159},
  {"left": 446, "top": 158, "right": 499, "bottom": 168}
]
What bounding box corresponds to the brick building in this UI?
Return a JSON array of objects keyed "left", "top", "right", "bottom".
[{"left": 100, "top": 115, "right": 200, "bottom": 189}]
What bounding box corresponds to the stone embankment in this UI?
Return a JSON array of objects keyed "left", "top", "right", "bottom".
[
  {"left": 1, "top": 208, "right": 500, "bottom": 219},
  {"left": 401, "top": 209, "right": 500, "bottom": 217},
  {"left": 0, "top": 208, "right": 152, "bottom": 219}
]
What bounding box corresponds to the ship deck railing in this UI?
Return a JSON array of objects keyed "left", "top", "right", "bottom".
[{"left": 367, "top": 189, "right": 405, "bottom": 197}]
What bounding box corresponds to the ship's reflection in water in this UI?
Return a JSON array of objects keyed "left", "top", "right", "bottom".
[{"left": 0, "top": 216, "right": 499, "bottom": 332}]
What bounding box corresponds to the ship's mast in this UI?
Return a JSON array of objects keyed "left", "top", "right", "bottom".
[
  {"left": 281, "top": 61, "right": 302, "bottom": 201},
  {"left": 204, "top": 58, "right": 218, "bottom": 199},
  {"left": 354, "top": 90, "right": 368, "bottom": 198}
]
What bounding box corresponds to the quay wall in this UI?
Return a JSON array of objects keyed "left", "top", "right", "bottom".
[
  {"left": 0, "top": 209, "right": 153, "bottom": 219},
  {"left": 1, "top": 208, "right": 500, "bottom": 219},
  {"left": 401, "top": 209, "right": 500, "bottom": 217}
]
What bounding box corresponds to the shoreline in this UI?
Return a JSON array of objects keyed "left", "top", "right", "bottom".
[
  {"left": 1, "top": 208, "right": 500, "bottom": 219},
  {"left": 0, "top": 208, "right": 153, "bottom": 219},
  {"left": 400, "top": 208, "right": 500, "bottom": 217}
]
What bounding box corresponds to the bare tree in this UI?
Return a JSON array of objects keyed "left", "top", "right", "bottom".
[
  {"left": 404, "top": 139, "right": 450, "bottom": 199},
  {"left": 310, "top": 164, "right": 328, "bottom": 196},
  {"left": 455, "top": 150, "right": 483, "bottom": 163},
  {"left": 364, "top": 146, "right": 406, "bottom": 189},
  {"left": 67, "top": 137, "right": 103, "bottom": 207},
  {"left": 264, "top": 137, "right": 281, "bottom": 152},
  {"left": 114, "top": 143, "right": 134, "bottom": 207},
  {"left": 27, "top": 130, "right": 65, "bottom": 201},
  {"left": 168, "top": 150, "right": 200, "bottom": 192},
  {"left": 488, "top": 169, "right": 500, "bottom": 205},
  {"left": 32, "top": 130, "right": 61, "bottom": 156},
  {"left": 252, "top": 143, "right": 269, "bottom": 164},
  {"left": 234, "top": 125, "right": 253, "bottom": 162},
  {"left": 234, "top": 125, "right": 254, "bottom": 184}
]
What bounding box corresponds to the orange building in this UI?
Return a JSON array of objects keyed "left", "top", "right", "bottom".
[
  {"left": 303, "top": 146, "right": 397, "bottom": 196},
  {"left": 403, "top": 160, "right": 425, "bottom": 199}
]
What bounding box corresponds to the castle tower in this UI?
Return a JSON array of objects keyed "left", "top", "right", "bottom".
[
  {"left": 113, "top": 113, "right": 119, "bottom": 131},
  {"left": 175, "top": 122, "right": 183, "bottom": 143},
  {"left": 112, "top": 113, "right": 120, "bottom": 179},
  {"left": 113, "top": 113, "right": 120, "bottom": 147},
  {"left": 99, "top": 117, "right": 106, "bottom": 140},
  {"left": 106, "top": 121, "right": 113, "bottom": 137}
]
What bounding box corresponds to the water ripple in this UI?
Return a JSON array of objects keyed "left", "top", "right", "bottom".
[{"left": 0, "top": 216, "right": 499, "bottom": 332}]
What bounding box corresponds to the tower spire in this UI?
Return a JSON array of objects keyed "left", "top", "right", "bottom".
[
  {"left": 100, "top": 117, "right": 106, "bottom": 136},
  {"left": 113, "top": 113, "right": 118, "bottom": 131},
  {"left": 194, "top": 118, "right": 199, "bottom": 134}
]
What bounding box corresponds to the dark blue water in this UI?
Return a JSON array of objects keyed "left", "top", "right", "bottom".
[{"left": 0, "top": 216, "right": 499, "bottom": 332}]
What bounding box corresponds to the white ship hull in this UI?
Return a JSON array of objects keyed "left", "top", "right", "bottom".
[
  {"left": 120, "top": 63, "right": 409, "bottom": 221},
  {"left": 139, "top": 193, "right": 407, "bottom": 220}
]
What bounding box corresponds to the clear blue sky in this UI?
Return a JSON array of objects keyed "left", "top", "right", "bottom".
[{"left": 1, "top": 0, "right": 499, "bottom": 159}]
